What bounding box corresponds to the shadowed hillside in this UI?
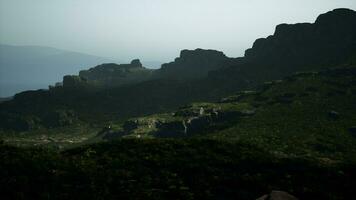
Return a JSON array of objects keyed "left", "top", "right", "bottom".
[
  {"left": 1, "top": 8, "right": 356, "bottom": 200},
  {"left": 1, "top": 9, "right": 356, "bottom": 132}
]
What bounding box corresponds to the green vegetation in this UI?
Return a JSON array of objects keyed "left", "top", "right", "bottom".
[
  {"left": 1, "top": 8, "right": 356, "bottom": 200},
  {"left": 1, "top": 66, "right": 356, "bottom": 199},
  {"left": 1, "top": 139, "right": 355, "bottom": 200}
]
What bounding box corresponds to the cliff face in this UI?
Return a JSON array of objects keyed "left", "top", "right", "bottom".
[
  {"left": 244, "top": 8, "right": 356, "bottom": 71},
  {"left": 61, "top": 49, "right": 233, "bottom": 88},
  {"left": 209, "top": 8, "right": 356, "bottom": 86},
  {"left": 64, "top": 59, "right": 154, "bottom": 87},
  {"left": 2, "top": 9, "right": 356, "bottom": 132},
  {"left": 156, "top": 48, "right": 232, "bottom": 80}
]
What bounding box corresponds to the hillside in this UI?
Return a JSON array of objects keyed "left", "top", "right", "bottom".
[
  {"left": 92, "top": 65, "right": 356, "bottom": 161},
  {"left": 62, "top": 59, "right": 154, "bottom": 88},
  {"left": 2, "top": 3, "right": 356, "bottom": 200},
  {"left": 209, "top": 8, "right": 356, "bottom": 86},
  {"left": 1, "top": 65, "right": 356, "bottom": 199},
  {"left": 1, "top": 9, "right": 355, "bottom": 134},
  {"left": 154, "top": 49, "right": 232, "bottom": 80}
]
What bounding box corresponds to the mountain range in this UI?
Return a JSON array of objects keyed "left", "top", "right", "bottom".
[
  {"left": 1, "top": 8, "right": 356, "bottom": 131},
  {"left": 0, "top": 45, "right": 164, "bottom": 97},
  {"left": 1, "top": 8, "right": 356, "bottom": 200}
]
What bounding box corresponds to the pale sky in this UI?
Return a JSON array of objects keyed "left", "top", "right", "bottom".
[{"left": 1, "top": 0, "right": 356, "bottom": 62}]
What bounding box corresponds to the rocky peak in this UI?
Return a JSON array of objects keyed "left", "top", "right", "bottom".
[
  {"left": 130, "top": 59, "right": 142, "bottom": 68},
  {"left": 156, "top": 48, "right": 230, "bottom": 80},
  {"left": 315, "top": 8, "right": 356, "bottom": 25},
  {"left": 179, "top": 48, "right": 226, "bottom": 60},
  {"left": 244, "top": 8, "right": 356, "bottom": 67}
]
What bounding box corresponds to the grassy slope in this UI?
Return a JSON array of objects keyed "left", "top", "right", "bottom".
[
  {"left": 1, "top": 66, "right": 356, "bottom": 199},
  {"left": 205, "top": 67, "right": 356, "bottom": 163}
]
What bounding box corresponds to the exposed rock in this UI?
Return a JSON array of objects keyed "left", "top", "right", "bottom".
[
  {"left": 256, "top": 190, "right": 298, "bottom": 200},
  {"left": 130, "top": 59, "right": 142, "bottom": 67},
  {"left": 328, "top": 111, "right": 340, "bottom": 120},
  {"left": 63, "top": 75, "right": 87, "bottom": 88},
  {"left": 212, "top": 8, "right": 356, "bottom": 89},
  {"left": 55, "top": 82, "right": 63, "bottom": 87},
  {"left": 77, "top": 59, "right": 153, "bottom": 87},
  {"left": 156, "top": 48, "right": 231, "bottom": 80},
  {"left": 199, "top": 107, "right": 205, "bottom": 115}
]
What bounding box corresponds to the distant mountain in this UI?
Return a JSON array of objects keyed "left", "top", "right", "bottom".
[
  {"left": 1, "top": 8, "right": 356, "bottom": 131},
  {"left": 64, "top": 59, "right": 154, "bottom": 88},
  {"left": 60, "top": 49, "right": 233, "bottom": 88},
  {"left": 0, "top": 44, "right": 114, "bottom": 97}
]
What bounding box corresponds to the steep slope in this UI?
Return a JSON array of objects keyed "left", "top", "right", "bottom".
[
  {"left": 98, "top": 66, "right": 356, "bottom": 163},
  {"left": 1, "top": 9, "right": 356, "bottom": 132},
  {"left": 62, "top": 59, "right": 154, "bottom": 88},
  {"left": 210, "top": 8, "right": 356, "bottom": 85},
  {"left": 154, "top": 49, "right": 232, "bottom": 80}
]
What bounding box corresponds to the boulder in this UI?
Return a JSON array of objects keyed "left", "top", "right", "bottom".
[
  {"left": 130, "top": 59, "right": 142, "bottom": 67},
  {"left": 328, "top": 111, "right": 340, "bottom": 120},
  {"left": 256, "top": 190, "right": 298, "bottom": 200}
]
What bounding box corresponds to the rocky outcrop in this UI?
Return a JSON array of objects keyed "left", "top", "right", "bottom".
[
  {"left": 77, "top": 59, "right": 153, "bottom": 87},
  {"left": 256, "top": 191, "right": 298, "bottom": 200},
  {"left": 130, "top": 59, "right": 142, "bottom": 67},
  {"left": 63, "top": 75, "right": 88, "bottom": 88},
  {"left": 245, "top": 8, "right": 356, "bottom": 68},
  {"left": 210, "top": 8, "right": 356, "bottom": 88},
  {"left": 108, "top": 103, "right": 257, "bottom": 138},
  {"left": 328, "top": 110, "right": 340, "bottom": 120},
  {"left": 156, "top": 49, "right": 232, "bottom": 80}
]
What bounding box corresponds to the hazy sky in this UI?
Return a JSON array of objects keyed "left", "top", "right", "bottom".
[{"left": 1, "top": 0, "right": 356, "bottom": 62}]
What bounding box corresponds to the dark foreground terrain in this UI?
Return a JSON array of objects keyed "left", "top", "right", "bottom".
[{"left": 1, "top": 139, "right": 355, "bottom": 200}]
